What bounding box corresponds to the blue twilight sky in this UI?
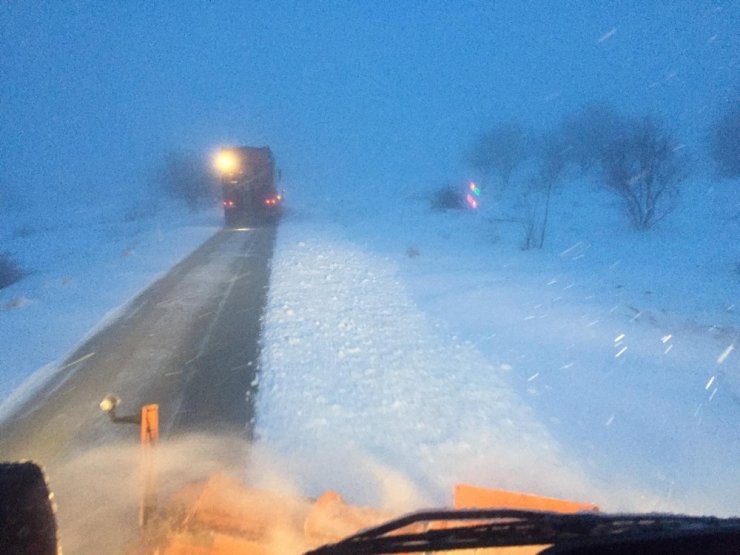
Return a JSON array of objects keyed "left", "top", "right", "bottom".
[{"left": 1, "top": 1, "right": 737, "bottom": 209}]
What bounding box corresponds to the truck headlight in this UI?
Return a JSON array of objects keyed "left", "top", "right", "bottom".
[{"left": 215, "top": 150, "right": 238, "bottom": 173}]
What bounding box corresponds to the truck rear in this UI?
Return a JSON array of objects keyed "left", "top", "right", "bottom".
[{"left": 215, "top": 146, "right": 282, "bottom": 227}]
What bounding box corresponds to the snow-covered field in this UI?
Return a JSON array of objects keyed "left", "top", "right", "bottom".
[{"left": 1, "top": 176, "right": 738, "bottom": 517}]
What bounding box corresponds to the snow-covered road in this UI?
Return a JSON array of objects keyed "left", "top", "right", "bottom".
[{"left": 0, "top": 225, "right": 276, "bottom": 467}]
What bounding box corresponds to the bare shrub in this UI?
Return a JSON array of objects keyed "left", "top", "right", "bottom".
[
  {"left": 123, "top": 198, "right": 159, "bottom": 222},
  {"left": 708, "top": 102, "right": 740, "bottom": 178},
  {"left": 13, "top": 224, "right": 37, "bottom": 239},
  {"left": 599, "top": 117, "right": 688, "bottom": 230},
  {"left": 159, "top": 150, "right": 218, "bottom": 211},
  {"left": 430, "top": 185, "right": 465, "bottom": 211},
  {"left": 5, "top": 295, "right": 32, "bottom": 309},
  {"left": 0, "top": 252, "right": 25, "bottom": 289},
  {"left": 561, "top": 104, "right": 625, "bottom": 174},
  {"left": 521, "top": 131, "right": 568, "bottom": 249},
  {"left": 469, "top": 123, "right": 531, "bottom": 189}
]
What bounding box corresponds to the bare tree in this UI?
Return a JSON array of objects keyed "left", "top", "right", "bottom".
[
  {"left": 429, "top": 184, "right": 466, "bottom": 212},
  {"left": 469, "top": 123, "right": 531, "bottom": 189},
  {"left": 0, "top": 252, "right": 25, "bottom": 289},
  {"left": 159, "top": 150, "right": 217, "bottom": 211},
  {"left": 521, "top": 131, "right": 568, "bottom": 249},
  {"left": 599, "top": 117, "right": 688, "bottom": 230},
  {"left": 708, "top": 101, "right": 740, "bottom": 178},
  {"left": 561, "top": 104, "right": 625, "bottom": 174}
]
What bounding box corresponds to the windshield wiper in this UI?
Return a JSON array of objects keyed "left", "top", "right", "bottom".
[{"left": 305, "top": 509, "right": 740, "bottom": 554}]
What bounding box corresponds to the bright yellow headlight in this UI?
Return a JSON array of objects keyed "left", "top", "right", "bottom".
[{"left": 215, "top": 150, "right": 238, "bottom": 173}]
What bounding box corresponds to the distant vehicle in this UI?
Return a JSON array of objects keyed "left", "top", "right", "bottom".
[{"left": 214, "top": 146, "right": 282, "bottom": 226}]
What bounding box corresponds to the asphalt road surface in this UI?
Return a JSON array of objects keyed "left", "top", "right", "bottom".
[{"left": 0, "top": 224, "right": 277, "bottom": 466}]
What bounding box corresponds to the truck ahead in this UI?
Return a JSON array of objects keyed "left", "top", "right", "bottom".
[{"left": 214, "top": 146, "right": 282, "bottom": 226}]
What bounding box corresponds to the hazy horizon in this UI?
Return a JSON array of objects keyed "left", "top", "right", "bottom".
[{"left": 2, "top": 1, "right": 737, "bottom": 212}]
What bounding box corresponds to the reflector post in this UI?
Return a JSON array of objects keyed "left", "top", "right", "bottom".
[{"left": 139, "top": 404, "right": 159, "bottom": 528}]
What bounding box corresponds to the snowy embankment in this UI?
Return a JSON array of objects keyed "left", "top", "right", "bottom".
[
  {"left": 256, "top": 179, "right": 739, "bottom": 516},
  {"left": 0, "top": 204, "right": 221, "bottom": 419}
]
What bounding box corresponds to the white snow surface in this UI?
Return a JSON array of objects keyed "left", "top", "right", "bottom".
[
  {"left": 256, "top": 223, "right": 593, "bottom": 512},
  {"left": 255, "top": 180, "right": 739, "bottom": 515},
  {"left": 1, "top": 176, "right": 738, "bottom": 518}
]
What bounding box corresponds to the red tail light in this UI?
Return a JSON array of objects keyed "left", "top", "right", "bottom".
[{"left": 223, "top": 200, "right": 235, "bottom": 208}]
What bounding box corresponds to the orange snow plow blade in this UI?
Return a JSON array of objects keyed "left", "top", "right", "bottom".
[
  {"left": 158, "top": 481, "right": 597, "bottom": 555},
  {"left": 157, "top": 474, "right": 394, "bottom": 555},
  {"left": 304, "top": 490, "right": 403, "bottom": 545},
  {"left": 454, "top": 483, "right": 598, "bottom": 513},
  {"left": 427, "top": 484, "right": 599, "bottom": 554},
  {"left": 100, "top": 399, "right": 599, "bottom": 555},
  {"left": 159, "top": 473, "right": 310, "bottom": 554}
]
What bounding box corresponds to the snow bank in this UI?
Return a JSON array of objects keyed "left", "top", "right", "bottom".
[{"left": 257, "top": 218, "right": 603, "bottom": 511}]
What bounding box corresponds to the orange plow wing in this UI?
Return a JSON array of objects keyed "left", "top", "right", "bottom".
[
  {"left": 423, "top": 484, "right": 599, "bottom": 555},
  {"left": 154, "top": 474, "right": 393, "bottom": 555},
  {"left": 148, "top": 477, "right": 596, "bottom": 555},
  {"left": 454, "top": 483, "right": 598, "bottom": 513}
]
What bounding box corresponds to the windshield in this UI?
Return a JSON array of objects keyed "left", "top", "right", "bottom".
[{"left": 1, "top": 2, "right": 738, "bottom": 554}]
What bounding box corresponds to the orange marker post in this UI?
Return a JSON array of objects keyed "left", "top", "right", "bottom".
[{"left": 139, "top": 404, "right": 159, "bottom": 527}]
